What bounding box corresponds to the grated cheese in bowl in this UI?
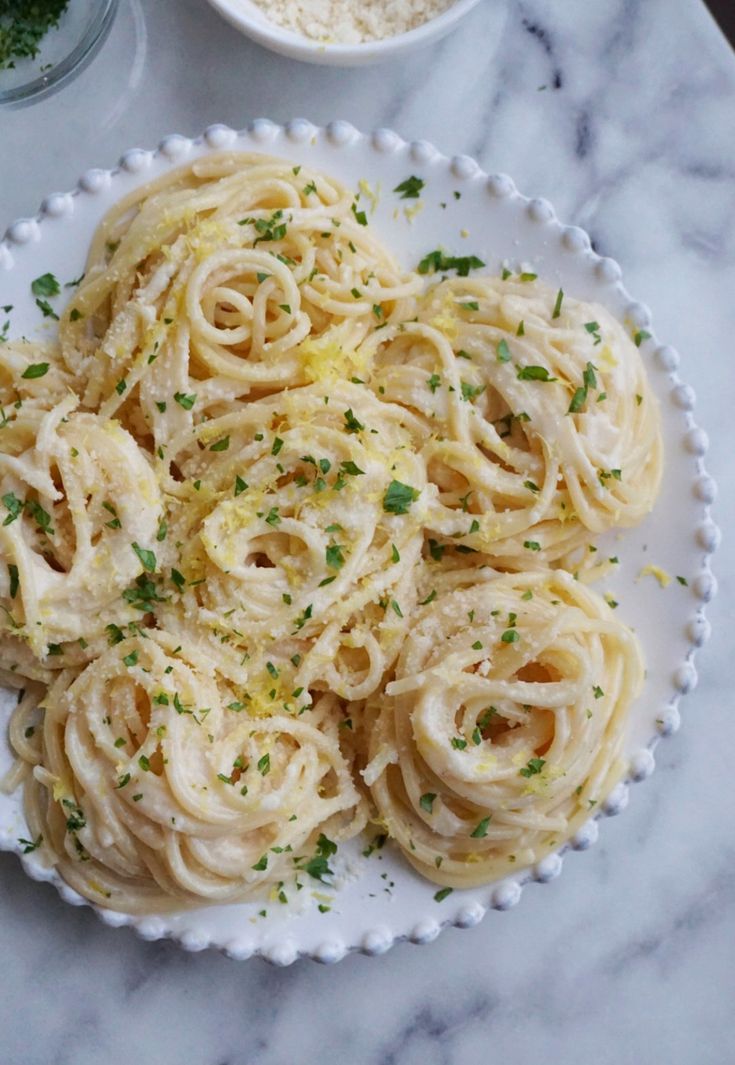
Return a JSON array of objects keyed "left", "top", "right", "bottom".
[{"left": 250, "top": 0, "right": 455, "bottom": 44}]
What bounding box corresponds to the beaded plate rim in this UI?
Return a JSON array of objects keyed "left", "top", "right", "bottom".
[{"left": 0, "top": 119, "right": 719, "bottom": 966}]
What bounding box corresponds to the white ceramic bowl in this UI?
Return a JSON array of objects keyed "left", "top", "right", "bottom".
[{"left": 205, "top": 0, "right": 484, "bottom": 66}]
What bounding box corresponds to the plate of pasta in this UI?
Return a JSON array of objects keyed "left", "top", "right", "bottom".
[{"left": 0, "top": 120, "right": 716, "bottom": 964}]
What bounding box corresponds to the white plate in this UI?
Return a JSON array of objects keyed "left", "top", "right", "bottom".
[{"left": 0, "top": 120, "right": 718, "bottom": 965}]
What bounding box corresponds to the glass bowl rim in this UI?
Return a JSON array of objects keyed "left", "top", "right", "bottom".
[{"left": 0, "top": 0, "right": 120, "bottom": 109}]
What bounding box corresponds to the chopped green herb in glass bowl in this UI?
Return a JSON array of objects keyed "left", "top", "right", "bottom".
[{"left": 0, "top": 0, "right": 119, "bottom": 108}]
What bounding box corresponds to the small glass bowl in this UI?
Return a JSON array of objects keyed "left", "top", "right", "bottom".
[{"left": 0, "top": 0, "right": 119, "bottom": 108}]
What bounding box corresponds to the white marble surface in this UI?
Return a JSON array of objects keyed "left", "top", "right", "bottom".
[{"left": 1, "top": 0, "right": 734, "bottom": 1062}]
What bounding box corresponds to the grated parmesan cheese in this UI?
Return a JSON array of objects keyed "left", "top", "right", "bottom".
[{"left": 249, "top": 0, "right": 454, "bottom": 44}]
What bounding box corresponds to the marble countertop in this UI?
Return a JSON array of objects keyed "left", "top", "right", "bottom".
[{"left": 2, "top": 1, "right": 734, "bottom": 1062}]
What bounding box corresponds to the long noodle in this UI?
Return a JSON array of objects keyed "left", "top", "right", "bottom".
[{"left": 0, "top": 153, "right": 661, "bottom": 912}]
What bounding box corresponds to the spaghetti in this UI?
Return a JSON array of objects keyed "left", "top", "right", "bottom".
[{"left": 0, "top": 153, "right": 661, "bottom": 912}]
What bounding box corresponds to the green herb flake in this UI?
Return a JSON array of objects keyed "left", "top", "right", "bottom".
[
  {"left": 383, "top": 479, "right": 420, "bottom": 515},
  {"left": 132, "top": 542, "right": 156, "bottom": 572},
  {"left": 461, "top": 380, "right": 485, "bottom": 402},
  {"left": 419, "top": 792, "right": 436, "bottom": 813},
  {"left": 21, "top": 362, "right": 50, "bottom": 380},
  {"left": 18, "top": 834, "right": 43, "bottom": 854},
  {"left": 7, "top": 563, "right": 19, "bottom": 599},
  {"left": 340, "top": 460, "right": 364, "bottom": 477},
  {"left": 497, "top": 339, "right": 511, "bottom": 363},
  {"left": 417, "top": 250, "right": 485, "bottom": 277},
  {"left": 35, "top": 297, "right": 58, "bottom": 320},
  {"left": 519, "top": 757, "right": 546, "bottom": 778},
  {"left": 2, "top": 492, "right": 23, "bottom": 525},
  {"left": 517, "top": 365, "right": 557, "bottom": 382},
  {"left": 470, "top": 816, "right": 491, "bottom": 838},
  {"left": 393, "top": 175, "right": 424, "bottom": 199},
  {"left": 343, "top": 408, "right": 364, "bottom": 433},
  {"left": 434, "top": 887, "right": 453, "bottom": 902},
  {"left": 174, "top": 392, "right": 197, "bottom": 411},
  {"left": 31, "top": 273, "right": 60, "bottom": 298}
]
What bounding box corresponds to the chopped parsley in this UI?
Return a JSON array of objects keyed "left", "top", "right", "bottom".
[
  {"left": 383, "top": 479, "right": 420, "bottom": 515},
  {"left": 393, "top": 175, "right": 424, "bottom": 199},
  {"left": 585, "top": 321, "right": 602, "bottom": 344},
  {"left": 417, "top": 249, "right": 485, "bottom": 277},
  {"left": 35, "top": 298, "right": 58, "bottom": 320},
  {"left": 18, "top": 834, "right": 43, "bottom": 854},
  {"left": 8, "top": 563, "right": 19, "bottom": 599},
  {"left": 351, "top": 202, "right": 368, "bottom": 226},
  {"left": 21, "top": 362, "right": 49, "bottom": 380},
  {"left": 292, "top": 604, "right": 313, "bottom": 631},
  {"left": 131, "top": 542, "right": 156, "bottom": 572},
  {"left": 517, "top": 365, "right": 557, "bottom": 382},
  {"left": 519, "top": 757, "right": 546, "bottom": 778},
  {"left": 460, "top": 380, "right": 485, "bottom": 402},
  {"left": 2, "top": 492, "right": 23, "bottom": 525},
  {"left": 31, "top": 273, "right": 60, "bottom": 298},
  {"left": 496, "top": 339, "right": 511, "bottom": 363},
  {"left": 325, "top": 544, "right": 345, "bottom": 570},
  {"left": 174, "top": 391, "right": 197, "bottom": 410},
  {"left": 0, "top": 4, "right": 69, "bottom": 70},
  {"left": 343, "top": 408, "right": 364, "bottom": 433}
]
